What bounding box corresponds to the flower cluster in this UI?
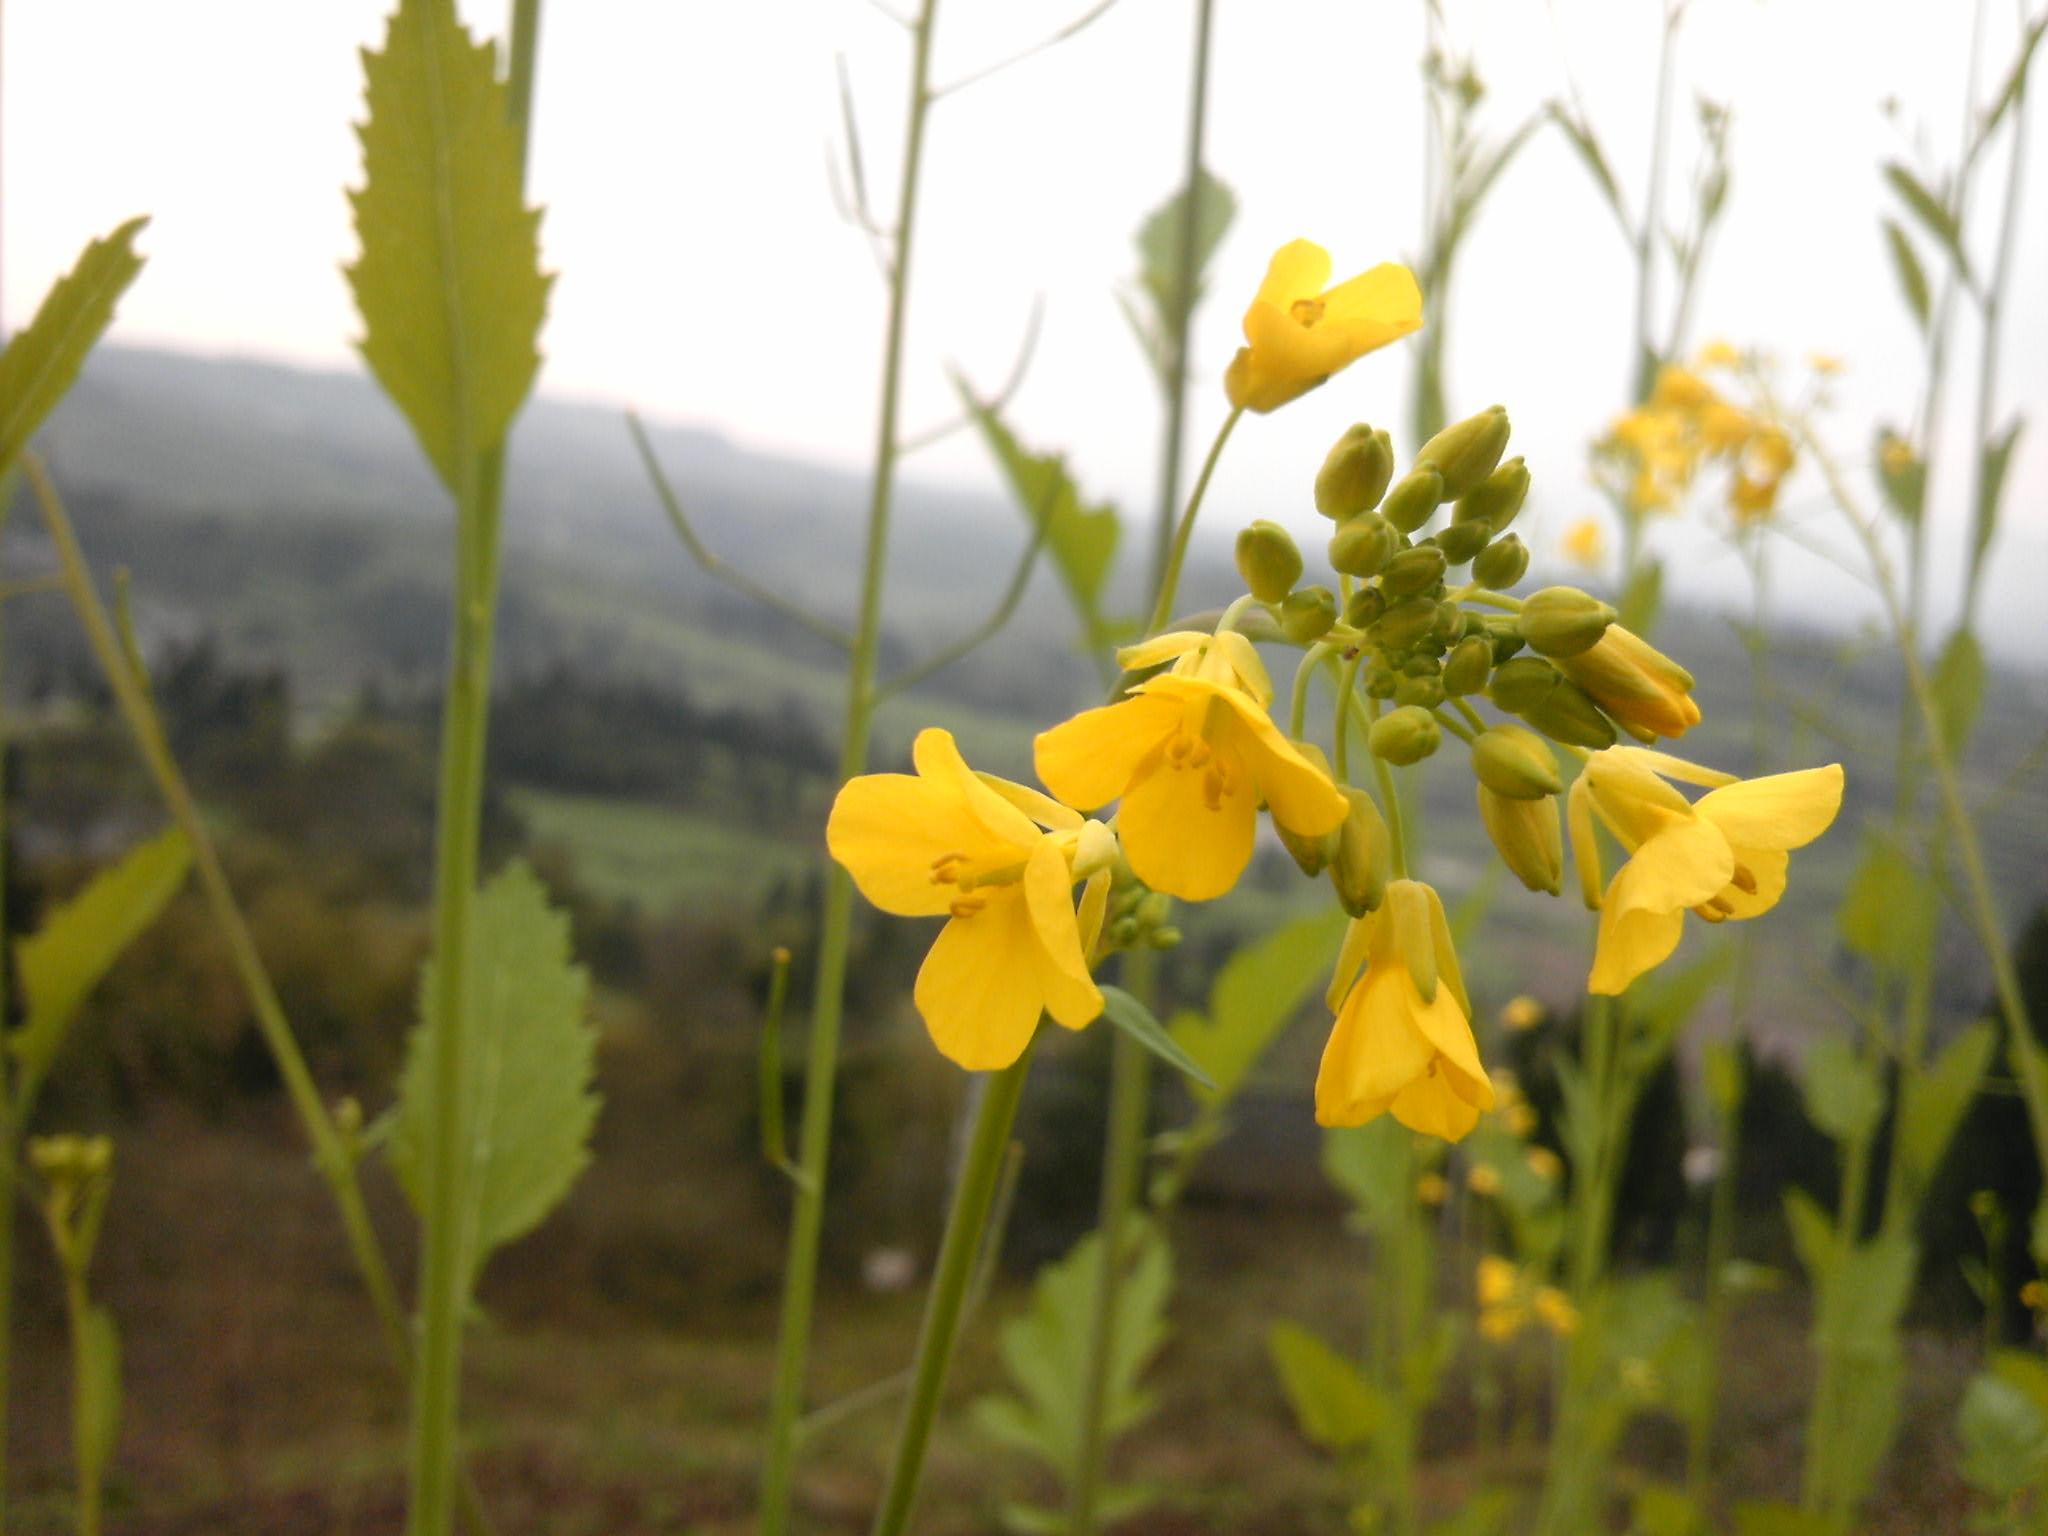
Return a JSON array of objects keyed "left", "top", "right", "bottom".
[{"left": 1592, "top": 346, "right": 1800, "bottom": 529}]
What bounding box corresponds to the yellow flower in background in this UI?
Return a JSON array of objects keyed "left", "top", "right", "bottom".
[
  {"left": 1808, "top": 352, "right": 1845, "bottom": 375},
  {"left": 827, "top": 728, "right": 1114, "bottom": 1070},
  {"left": 1568, "top": 747, "right": 1844, "bottom": 995},
  {"left": 1561, "top": 517, "right": 1608, "bottom": 569},
  {"left": 1224, "top": 239, "right": 1424, "bottom": 413},
  {"left": 1499, "top": 995, "right": 1545, "bottom": 1032},
  {"left": 1879, "top": 432, "right": 1917, "bottom": 477},
  {"left": 1555, "top": 623, "right": 1701, "bottom": 740},
  {"left": 1696, "top": 339, "right": 1742, "bottom": 369},
  {"left": 1417, "top": 1172, "right": 1451, "bottom": 1208},
  {"left": 1035, "top": 631, "right": 1347, "bottom": 901},
  {"left": 1476, "top": 1257, "right": 1578, "bottom": 1340},
  {"left": 1467, "top": 1163, "right": 1503, "bottom": 1197},
  {"left": 1527, "top": 1146, "right": 1563, "bottom": 1181},
  {"left": 1316, "top": 880, "right": 1495, "bottom": 1139},
  {"left": 1532, "top": 1286, "right": 1580, "bottom": 1336}
]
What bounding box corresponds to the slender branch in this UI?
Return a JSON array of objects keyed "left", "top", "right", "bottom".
[
  {"left": 899, "top": 296, "right": 1045, "bottom": 454},
  {"left": 1147, "top": 406, "right": 1242, "bottom": 637},
  {"left": 874, "top": 518, "right": 1048, "bottom": 703},
  {"left": 0, "top": 573, "right": 62, "bottom": 603},
  {"left": 628, "top": 413, "right": 854, "bottom": 651},
  {"left": 928, "top": 0, "right": 1122, "bottom": 98}
]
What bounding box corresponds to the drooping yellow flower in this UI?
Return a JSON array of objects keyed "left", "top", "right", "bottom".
[
  {"left": 1034, "top": 631, "right": 1348, "bottom": 901},
  {"left": 1223, "top": 239, "right": 1423, "bottom": 413},
  {"left": 827, "top": 728, "right": 1115, "bottom": 1070},
  {"left": 1315, "top": 880, "right": 1495, "bottom": 1139},
  {"left": 1554, "top": 623, "right": 1701, "bottom": 740},
  {"left": 1560, "top": 517, "right": 1608, "bottom": 569},
  {"left": 1568, "top": 747, "right": 1844, "bottom": 995}
]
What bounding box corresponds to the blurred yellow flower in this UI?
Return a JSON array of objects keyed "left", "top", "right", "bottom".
[
  {"left": 1569, "top": 747, "right": 1845, "bottom": 995},
  {"left": 1879, "top": 433, "right": 1917, "bottom": 477},
  {"left": 1561, "top": 517, "right": 1608, "bottom": 569},
  {"left": 1417, "top": 1172, "right": 1451, "bottom": 1207},
  {"left": 1476, "top": 1257, "right": 1577, "bottom": 1340},
  {"left": 1555, "top": 623, "right": 1701, "bottom": 740},
  {"left": 1532, "top": 1286, "right": 1579, "bottom": 1336},
  {"left": 1527, "top": 1146, "right": 1563, "bottom": 1181},
  {"left": 1808, "top": 352, "right": 1845, "bottom": 375},
  {"left": 1696, "top": 340, "right": 1742, "bottom": 369},
  {"left": 1499, "top": 995, "right": 1546, "bottom": 1032},
  {"left": 828, "top": 728, "right": 1114, "bottom": 1069},
  {"left": 1035, "top": 631, "right": 1347, "bottom": 901},
  {"left": 1316, "top": 880, "right": 1495, "bottom": 1139},
  {"left": 1467, "top": 1163, "right": 1503, "bottom": 1196},
  {"left": 1223, "top": 239, "right": 1423, "bottom": 413}
]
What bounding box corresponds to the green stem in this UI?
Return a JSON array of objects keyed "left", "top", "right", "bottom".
[
  {"left": 1146, "top": 406, "right": 1242, "bottom": 638},
  {"left": 1802, "top": 1125, "right": 1875, "bottom": 1522},
  {"left": 1629, "top": 1, "right": 1683, "bottom": 403},
  {"left": 0, "top": 544, "right": 12, "bottom": 1536},
  {"left": 1334, "top": 651, "right": 1366, "bottom": 783},
  {"left": 759, "top": 4, "right": 941, "bottom": 1527},
  {"left": 1289, "top": 642, "right": 1336, "bottom": 740},
  {"left": 1367, "top": 702, "right": 1409, "bottom": 879},
  {"left": 870, "top": 1044, "right": 1037, "bottom": 1536},
  {"left": 61, "top": 1266, "right": 96, "bottom": 1536},
  {"left": 1686, "top": 1052, "right": 1746, "bottom": 1506}
]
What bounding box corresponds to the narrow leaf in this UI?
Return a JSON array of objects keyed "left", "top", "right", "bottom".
[
  {"left": 12, "top": 827, "right": 192, "bottom": 1105},
  {"left": 1880, "top": 219, "right": 1930, "bottom": 331},
  {"left": 1932, "top": 626, "right": 1988, "bottom": 756},
  {"left": 1898, "top": 1022, "right": 1995, "bottom": 1195},
  {"left": 1268, "top": 1320, "right": 1382, "bottom": 1453},
  {"left": 1971, "top": 418, "right": 2023, "bottom": 580},
  {"left": 389, "top": 861, "right": 600, "bottom": 1286},
  {"left": 0, "top": 217, "right": 149, "bottom": 477},
  {"left": 1882, "top": 162, "right": 1971, "bottom": 285},
  {"left": 1546, "top": 103, "right": 1628, "bottom": 226},
  {"left": 347, "top": 0, "right": 550, "bottom": 496},
  {"left": 1977, "top": 15, "right": 2048, "bottom": 155},
  {"left": 1098, "top": 985, "right": 1214, "bottom": 1090},
  {"left": 1783, "top": 1188, "right": 1834, "bottom": 1282},
  {"left": 1837, "top": 833, "right": 1936, "bottom": 973}
]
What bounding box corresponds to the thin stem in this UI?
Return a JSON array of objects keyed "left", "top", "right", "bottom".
[
  {"left": 870, "top": 1044, "right": 1037, "bottom": 1536},
  {"left": 1146, "top": 406, "right": 1243, "bottom": 637},
  {"left": 1687, "top": 1052, "right": 1746, "bottom": 1504},
  {"left": 875, "top": 518, "right": 1049, "bottom": 703},
  {"left": 1334, "top": 650, "right": 1367, "bottom": 782},
  {"left": 0, "top": 544, "right": 11, "bottom": 1536},
  {"left": 1369, "top": 710, "right": 1410, "bottom": 879},
  {"left": 61, "top": 1265, "right": 96, "bottom": 1536},
  {"left": 1962, "top": 52, "right": 2029, "bottom": 624},
  {"left": 928, "top": 0, "right": 1121, "bottom": 98},
  {"left": 1289, "top": 642, "right": 1336, "bottom": 741},
  {"left": 1629, "top": 2, "right": 1683, "bottom": 402},
  {"left": 759, "top": 3, "right": 941, "bottom": 1526}
]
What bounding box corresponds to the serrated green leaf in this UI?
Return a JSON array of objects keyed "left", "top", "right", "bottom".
[
  {"left": 1971, "top": 419, "right": 2023, "bottom": 582},
  {"left": 347, "top": 0, "right": 549, "bottom": 497},
  {"left": 1837, "top": 833, "right": 1937, "bottom": 971},
  {"left": 1882, "top": 162, "right": 1971, "bottom": 285},
  {"left": 1267, "top": 1320, "right": 1383, "bottom": 1453},
  {"left": 1135, "top": 167, "right": 1237, "bottom": 334},
  {"left": 389, "top": 861, "right": 600, "bottom": 1287},
  {"left": 1098, "top": 985, "right": 1213, "bottom": 1090},
  {"left": 958, "top": 386, "right": 1122, "bottom": 647},
  {"left": 1800, "top": 1037, "right": 1884, "bottom": 1144},
  {"left": 1932, "top": 625, "right": 1988, "bottom": 756},
  {"left": 0, "top": 217, "right": 148, "bottom": 478},
  {"left": 1897, "top": 1022, "right": 1994, "bottom": 1197},
  {"left": 77, "top": 1304, "right": 122, "bottom": 1498},
  {"left": 1880, "top": 219, "right": 1930, "bottom": 331},
  {"left": 1169, "top": 908, "right": 1345, "bottom": 1106},
  {"left": 12, "top": 826, "right": 192, "bottom": 1109}
]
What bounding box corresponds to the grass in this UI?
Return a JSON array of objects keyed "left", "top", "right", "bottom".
[{"left": 511, "top": 788, "right": 821, "bottom": 912}]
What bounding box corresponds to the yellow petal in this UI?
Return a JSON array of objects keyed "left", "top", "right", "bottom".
[
  {"left": 913, "top": 890, "right": 1046, "bottom": 1070},
  {"left": 1694, "top": 764, "right": 1844, "bottom": 852},
  {"left": 826, "top": 772, "right": 1009, "bottom": 917},
  {"left": 1251, "top": 238, "right": 1332, "bottom": 312},
  {"left": 1715, "top": 844, "right": 1789, "bottom": 920},
  {"left": 1615, "top": 818, "right": 1735, "bottom": 912},
  {"left": 1389, "top": 1065, "right": 1482, "bottom": 1142},
  {"left": 1212, "top": 688, "right": 1349, "bottom": 838},
  {"left": 1314, "top": 968, "right": 1435, "bottom": 1127},
  {"left": 1116, "top": 630, "right": 1213, "bottom": 673},
  {"left": 1034, "top": 694, "right": 1179, "bottom": 811},
  {"left": 1319, "top": 262, "right": 1424, "bottom": 330},
  {"left": 1568, "top": 776, "right": 1603, "bottom": 910},
  {"left": 1589, "top": 864, "right": 1688, "bottom": 994},
  {"left": 1077, "top": 868, "right": 1111, "bottom": 956},
  {"left": 913, "top": 728, "right": 1041, "bottom": 850},
  {"left": 1421, "top": 883, "right": 1474, "bottom": 1022},
  {"left": 1407, "top": 986, "right": 1492, "bottom": 1112},
  {"left": 975, "top": 771, "right": 1082, "bottom": 832},
  {"left": 1608, "top": 746, "right": 1738, "bottom": 789},
  {"left": 1117, "top": 736, "right": 1259, "bottom": 901},
  {"left": 1325, "top": 912, "right": 1375, "bottom": 1015},
  {"left": 1024, "top": 840, "right": 1102, "bottom": 1030}
]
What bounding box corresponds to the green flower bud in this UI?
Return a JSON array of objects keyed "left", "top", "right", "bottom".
[
  {"left": 1472, "top": 532, "right": 1530, "bottom": 589},
  {"left": 1521, "top": 586, "right": 1618, "bottom": 659},
  {"left": 1369, "top": 705, "right": 1440, "bottom": 766},
  {"left": 1277, "top": 742, "right": 1340, "bottom": 875},
  {"left": 1279, "top": 584, "right": 1338, "bottom": 643},
  {"left": 1315, "top": 424, "right": 1396, "bottom": 519},
  {"left": 1471, "top": 724, "right": 1562, "bottom": 800},
  {"left": 1135, "top": 891, "right": 1175, "bottom": 930},
  {"left": 1442, "top": 635, "right": 1493, "bottom": 696},
  {"left": 1330, "top": 786, "right": 1392, "bottom": 917},
  {"left": 1433, "top": 600, "right": 1464, "bottom": 641},
  {"left": 1523, "top": 678, "right": 1619, "bottom": 748},
  {"left": 1380, "top": 543, "right": 1448, "bottom": 599},
  {"left": 1394, "top": 672, "right": 1445, "bottom": 709},
  {"left": 1381, "top": 467, "right": 1445, "bottom": 534},
  {"left": 1344, "top": 586, "right": 1386, "bottom": 629},
  {"left": 1145, "top": 925, "right": 1184, "bottom": 950},
  {"left": 1431, "top": 521, "right": 1491, "bottom": 566},
  {"left": 1370, "top": 595, "right": 1440, "bottom": 650},
  {"left": 1487, "top": 655, "right": 1560, "bottom": 714},
  {"left": 1329, "top": 512, "right": 1399, "bottom": 578},
  {"left": 1363, "top": 660, "right": 1398, "bottom": 699},
  {"left": 1478, "top": 783, "right": 1564, "bottom": 895},
  {"left": 1454, "top": 456, "right": 1530, "bottom": 532},
  {"left": 1415, "top": 405, "right": 1511, "bottom": 499},
  {"left": 1235, "top": 520, "right": 1303, "bottom": 603}
]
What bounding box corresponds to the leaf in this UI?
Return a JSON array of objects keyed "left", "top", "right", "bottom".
[
  {"left": 1971, "top": 419, "right": 2023, "bottom": 580},
  {"left": 1882, "top": 162, "right": 1971, "bottom": 285},
  {"left": 1547, "top": 103, "right": 1627, "bottom": 225},
  {"left": 347, "top": 0, "right": 550, "bottom": 497},
  {"left": 1978, "top": 14, "right": 2048, "bottom": 155},
  {"left": 1628, "top": 947, "right": 1730, "bottom": 1072},
  {"left": 1837, "top": 833, "right": 1937, "bottom": 972},
  {"left": 1958, "top": 1368, "right": 2048, "bottom": 1501},
  {"left": 1267, "top": 1321, "right": 1383, "bottom": 1453},
  {"left": 1731, "top": 1503, "right": 1834, "bottom": 1536},
  {"left": 1321, "top": 1116, "right": 1414, "bottom": 1234},
  {"left": 0, "top": 217, "right": 149, "bottom": 478},
  {"left": 1874, "top": 425, "right": 1926, "bottom": 524},
  {"left": 1880, "top": 219, "right": 1930, "bottom": 331},
  {"left": 1782, "top": 1188, "right": 1834, "bottom": 1283},
  {"left": 1169, "top": 909, "right": 1346, "bottom": 1106},
  {"left": 1896, "top": 1022, "right": 1995, "bottom": 1196},
  {"left": 388, "top": 861, "right": 600, "bottom": 1287},
  {"left": 1098, "top": 985, "right": 1214, "bottom": 1091},
  {"left": 1134, "top": 167, "right": 1238, "bottom": 331},
  {"left": 76, "top": 1304, "right": 123, "bottom": 1498},
  {"left": 1800, "top": 1037, "right": 1883, "bottom": 1145},
  {"left": 970, "top": 1221, "right": 1172, "bottom": 1491},
  {"left": 1617, "top": 556, "right": 1663, "bottom": 636},
  {"left": 12, "top": 827, "right": 192, "bottom": 1107},
  {"left": 958, "top": 386, "right": 1122, "bottom": 647},
  {"left": 1932, "top": 626, "right": 1988, "bottom": 757}
]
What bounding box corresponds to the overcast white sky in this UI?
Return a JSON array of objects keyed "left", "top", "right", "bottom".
[{"left": 4, "top": 2, "right": 2045, "bottom": 661}]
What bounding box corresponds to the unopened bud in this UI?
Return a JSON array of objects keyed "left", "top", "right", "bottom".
[
  {"left": 1145, "top": 925, "right": 1183, "bottom": 950},
  {"left": 1363, "top": 660, "right": 1398, "bottom": 699},
  {"left": 1370, "top": 595, "right": 1440, "bottom": 651},
  {"left": 1277, "top": 742, "right": 1340, "bottom": 875},
  {"left": 1523, "top": 679, "right": 1618, "bottom": 749},
  {"left": 1416, "top": 405, "right": 1511, "bottom": 499},
  {"left": 1315, "top": 424, "right": 1396, "bottom": 519},
  {"left": 1369, "top": 705, "right": 1440, "bottom": 766},
  {"left": 1329, "top": 512, "right": 1399, "bottom": 578},
  {"left": 1344, "top": 586, "right": 1386, "bottom": 629},
  {"left": 1487, "top": 655, "right": 1559, "bottom": 715},
  {"left": 1472, "top": 533, "right": 1529, "bottom": 590},
  {"left": 1433, "top": 600, "right": 1464, "bottom": 641},
  {"left": 1394, "top": 671, "right": 1445, "bottom": 709},
  {"left": 1235, "top": 520, "right": 1302, "bottom": 603},
  {"left": 1134, "top": 891, "right": 1174, "bottom": 931},
  {"left": 1520, "top": 586, "right": 1617, "bottom": 659},
  {"left": 1279, "top": 585, "right": 1337, "bottom": 643},
  {"left": 1479, "top": 785, "right": 1564, "bottom": 895},
  {"left": 1471, "top": 725, "right": 1562, "bottom": 800},
  {"left": 1431, "top": 521, "right": 1491, "bottom": 566},
  {"left": 1455, "top": 456, "right": 1530, "bottom": 533},
  {"left": 1380, "top": 543, "right": 1448, "bottom": 599},
  {"left": 1330, "top": 787, "right": 1393, "bottom": 917},
  {"left": 1381, "top": 467, "right": 1445, "bottom": 534},
  {"left": 1442, "top": 635, "right": 1493, "bottom": 696}
]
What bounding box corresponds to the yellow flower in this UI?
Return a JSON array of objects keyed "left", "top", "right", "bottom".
[
  {"left": 1808, "top": 352, "right": 1845, "bottom": 375},
  {"left": 1467, "top": 1163, "right": 1502, "bottom": 1196},
  {"left": 1035, "top": 631, "right": 1347, "bottom": 901},
  {"left": 1879, "top": 432, "right": 1916, "bottom": 477},
  {"left": 1554, "top": 623, "right": 1701, "bottom": 740},
  {"left": 1560, "top": 517, "right": 1608, "bottom": 569},
  {"left": 1475, "top": 1258, "right": 1574, "bottom": 1339},
  {"left": 1316, "top": 880, "right": 1495, "bottom": 1139},
  {"left": 1527, "top": 1146, "right": 1563, "bottom": 1181},
  {"left": 1417, "top": 1172, "right": 1450, "bottom": 1207},
  {"left": 1223, "top": 239, "right": 1423, "bottom": 413},
  {"left": 827, "top": 728, "right": 1114, "bottom": 1070},
  {"left": 1532, "top": 1286, "right": 1579, "bottom": 1336},
  {"left": 1650, "top": 364, "right": 1717, "bottom": 412},
  {"left": 1499, "top": 995, "right": 1545, "bottom": 1033},
  {"left": 1695, "top": 340, "right": 1742, "bottom": 370},
  {"left": 1569, "top": 747, "right": 1845, "bottom": 995}
]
